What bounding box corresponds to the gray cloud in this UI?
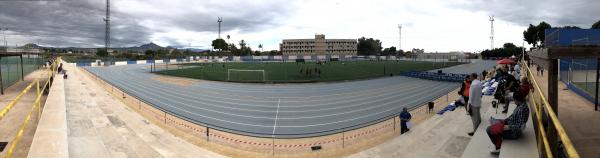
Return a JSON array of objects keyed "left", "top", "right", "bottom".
[
  {"left": 0, "top": 0, "right": 294, "bottom": 47},
  {"left": 450, "top": 0, "right": 600, "bottom": 27}
]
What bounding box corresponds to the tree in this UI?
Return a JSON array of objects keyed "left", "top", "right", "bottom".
[
  {"left": 357, "top": 37, "right": 382, "bottom": 55},
  {"left": 592, "top": 20, "right": 600, "bottom": 29},
  {"left": 96, "top": 49, "right": 108, "bottom": 57},
  {"left": 227, "top": 35, "right": 231, "bottom": 43},
  {"left": 536, "top": 21, "right": 552, "bottom": 46},
  {"left": 212, "top": 38, "right": 228, "bottom": 51},
  {"left": 238, "top": 40, "right": 252, "bottom": 56},
  {"left": 503, "top": 43, "right": 517, "bottom": 48},
  {"left": 258, "top": 44, "right": 263, "bottom": 52},
  {"left": 523, "top": 24, "right": 538, "bottom": 47},
  {"left": 239, "top": 40, "right": 247, "bottom": 49}
]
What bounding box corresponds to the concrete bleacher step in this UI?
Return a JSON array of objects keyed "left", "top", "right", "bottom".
[
  {"left": 498, "top": 103, "right": 539, "bottom": 158},
  {"left": 460, "top": 96, "right": 499, "bottom": 158},
  {"left": 461, "top": 95, "right": 539, "bottom": 158}
]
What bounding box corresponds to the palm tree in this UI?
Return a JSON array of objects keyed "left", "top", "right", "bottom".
[
  {"left": 258, "top": 44, "right": 263, "bottom": 52},
  {"left": 226, "top": 35, "right": 230, "bottom": 44}
]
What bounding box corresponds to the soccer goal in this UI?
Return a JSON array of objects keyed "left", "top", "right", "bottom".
[{"left": 227, "top": 69, "right": 266, "bottom": 82}]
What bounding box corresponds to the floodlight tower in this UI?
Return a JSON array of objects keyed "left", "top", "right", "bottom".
[
  {"left": 398, "top": 24, "right": 402, "bottom": 51},
  {"left": 489, "top": 15, "right": 494, "bottom": 50},
  {"left": 103, "top": 0, "right": 110, "bottom": 51},
  {"left": 217, "top": 17, "right": 223, "bottom": 39}
]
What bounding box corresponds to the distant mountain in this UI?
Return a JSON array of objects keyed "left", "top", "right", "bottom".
[
  {"left": 138, "top": 42, "right": 164, "bottom": 50},
  {"left": 24, "top": 42, "right": 210, "bottom": 54}
]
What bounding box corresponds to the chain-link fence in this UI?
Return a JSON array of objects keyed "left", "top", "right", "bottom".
[
  {"left": 559, "top": 58, "right": 599, "bottom": 102},
  {"left": 0, "top": 54, "right": 44, "bottom": 91}
]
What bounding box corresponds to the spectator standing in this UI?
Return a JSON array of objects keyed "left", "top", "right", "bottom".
[
  {"left": 482, "top": 70, "right": 488, "bottom": 80},
  {"left": 428, "top": 102, "right": 434, "bottom": 113},
  {"left": 399, "top": 107, "right": 412, "bottom": 134},
  {"left": 486, "top": 92, "right": 530, "bottom": 154},
  {"left": 468, "top": 73, "right": 483, "bottom": 136},
  {"left": 458, "top": 76, "right": 472, "bottom": 113},
  {"left": 501, "top": 70, "right": 518, "bottom": 114}
]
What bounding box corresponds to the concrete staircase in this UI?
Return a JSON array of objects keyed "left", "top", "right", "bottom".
[{"left": 460, "top": 95, "right": 538, "bottom": 158}]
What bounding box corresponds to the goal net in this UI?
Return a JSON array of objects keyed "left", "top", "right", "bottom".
[{"left": 227, "top": 69, "right": 266, "bottom": 82}]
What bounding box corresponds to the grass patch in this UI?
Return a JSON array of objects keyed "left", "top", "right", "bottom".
[{"left": 155, "top": 60, "right": 464, "bottom": 83}]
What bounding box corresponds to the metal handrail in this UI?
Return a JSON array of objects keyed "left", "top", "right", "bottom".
[
  {"left": 4, "top": 58, "right": 57, "bottom": 158},
  {"left": 523, "top": 60, "right": 580, "bottom": 158}
]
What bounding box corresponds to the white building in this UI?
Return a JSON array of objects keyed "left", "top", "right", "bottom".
[{"left": 280, "top": 34, "right": 357, "bottom": 55}]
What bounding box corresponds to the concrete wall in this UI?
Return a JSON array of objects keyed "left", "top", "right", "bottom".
[
  {"left": 115, "top": 61, "right": 127, "bottom": 66},
  {"left": 28, "top": 70, "right": 68, "bottom": 158}
]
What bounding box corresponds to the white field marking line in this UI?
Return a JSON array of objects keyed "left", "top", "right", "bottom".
[
  {"left": 193, "top": 76, "right": 411, "bottom": 95},
  {"left": 95, "top": 66, "right": 457, "bottom": 129},
  {"left": 103, "top": 68, "right": 456, "bottom": 123},
  {"left": 195, "top": 74, "right": 401, "bottom": 91},
  {"left": 137, "top": 65, "right": 426, "bottom": 101},
  {"left": 108, "top": 65, "right": 434, "bottom": 109},
  {"left": 106, "top": 66, "right": 457, "bottom": 116},
  {"left": 95, "top": 70, "right": 273, "bottom": 128},
  {"left": 272, "top": 98, "right": 281, "bottom": 136},
  {"left": 104, "top": 67, "right": 449, "bottom": 115},
  {"left": 123, "top": 64, "right": 401, "bottom": 100},
  {"left": 122, "top": 65, "right": 434, "bottom": 107},
  {"left": 125, "top": 70, "right": 433, "bottom": 110},
  {"left": 152, "top": 63, "right": 438, "bottom": 97}
]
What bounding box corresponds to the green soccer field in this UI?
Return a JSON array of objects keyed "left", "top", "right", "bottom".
[{"left": 155, "top": 60, "right": 465, "bottom": 83}]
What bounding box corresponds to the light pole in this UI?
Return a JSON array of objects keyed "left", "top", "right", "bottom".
[{"left": 1, "top": 28, "right": 7, "bottom": 49}]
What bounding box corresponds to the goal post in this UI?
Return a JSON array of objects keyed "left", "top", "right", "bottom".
[{"left": 227, "top": 69, "right": 266, "bottom": 82}]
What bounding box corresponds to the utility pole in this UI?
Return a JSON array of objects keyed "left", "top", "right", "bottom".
[
  {"left": 103, "top": 0, "right": 111, "bottom": 52},
  {"left": 102, "top": 0, "right": 111, "bottom": 66},
  {"left": 217, "top": 17, "right": 223, "bottom": 39},
  {"left": 1, "top": 28, "right": 6, "bottom": 49},
  {"left": 398, "top": 24, "right": 402, "bottom": 51},
  {"left": 489, "top": 16, "right": 495, "bottom": 50}
]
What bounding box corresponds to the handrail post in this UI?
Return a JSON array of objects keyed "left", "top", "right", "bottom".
[
  {"left": 37, "top": 79, "right": 40, "bottom": 118},
  {"left": 547, "top": 58, "right": 559, "bottom": 158}
]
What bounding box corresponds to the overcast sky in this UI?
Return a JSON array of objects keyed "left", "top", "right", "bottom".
[{"left": 0, "top": 0, "right": 599, "bottom": 52}]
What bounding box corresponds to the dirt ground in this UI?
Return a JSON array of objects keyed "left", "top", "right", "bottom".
[
  {"left": 0, "top": 69, "right": 50, "bottom": 158},
  {"left": 531, "top": 65, "right": 600, "bottom": 158}
]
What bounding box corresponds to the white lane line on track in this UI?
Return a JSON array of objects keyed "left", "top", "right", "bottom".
[
  {"left": 87, "top": 66, "right": 458, "bottom": 129},
  {"left": 272, "top": 98, "right": 281, "bottom": 136}
]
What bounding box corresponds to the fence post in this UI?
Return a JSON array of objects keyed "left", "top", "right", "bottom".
[
  {"left": 342, "top": 132, "right": 345, "bottom": 148},
  {"left": 0, "top": 56, "right": 3, "bottom": 95},
  {"left": 20, "top": 54, "right": 24, "bottom": 81},
  {"left": 595, "top": 58, "right": 599, "bottom": 111}
]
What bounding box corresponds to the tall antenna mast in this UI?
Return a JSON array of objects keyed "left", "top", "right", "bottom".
[
  {"left": 398, "top": 24, "right": 402, "bottom": 51},
  {"left": 217, "top": 17, "right": 223, "bottom": 39},
  {"left": 489, "top": 15, "right": 494, "bottom": 50},
  {"left": 103, "top": 0, "right": 110, "bottom": 51}
]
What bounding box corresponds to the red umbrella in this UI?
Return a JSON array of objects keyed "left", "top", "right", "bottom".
[{"left": 497, "top": 58, "right": 515, "bottom": 65}]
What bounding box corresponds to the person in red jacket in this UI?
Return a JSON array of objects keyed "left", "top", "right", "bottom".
[{"left": 458, "top": 76, "right": 472, "bottom": 114}]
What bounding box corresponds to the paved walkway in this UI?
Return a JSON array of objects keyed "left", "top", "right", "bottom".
[
  {"left": 0, "top": 69, "right": 48, "bottom": 158},
  {"left": 64, "top": 64, "right": 227, "bottom": 158},
  {"left": 532, "top": 66, "right": 600, "bottom": 158}
]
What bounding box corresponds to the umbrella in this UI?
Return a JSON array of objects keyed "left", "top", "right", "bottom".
[{"left": 497, "top": 58, "right": 515, "bottom": 65}]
